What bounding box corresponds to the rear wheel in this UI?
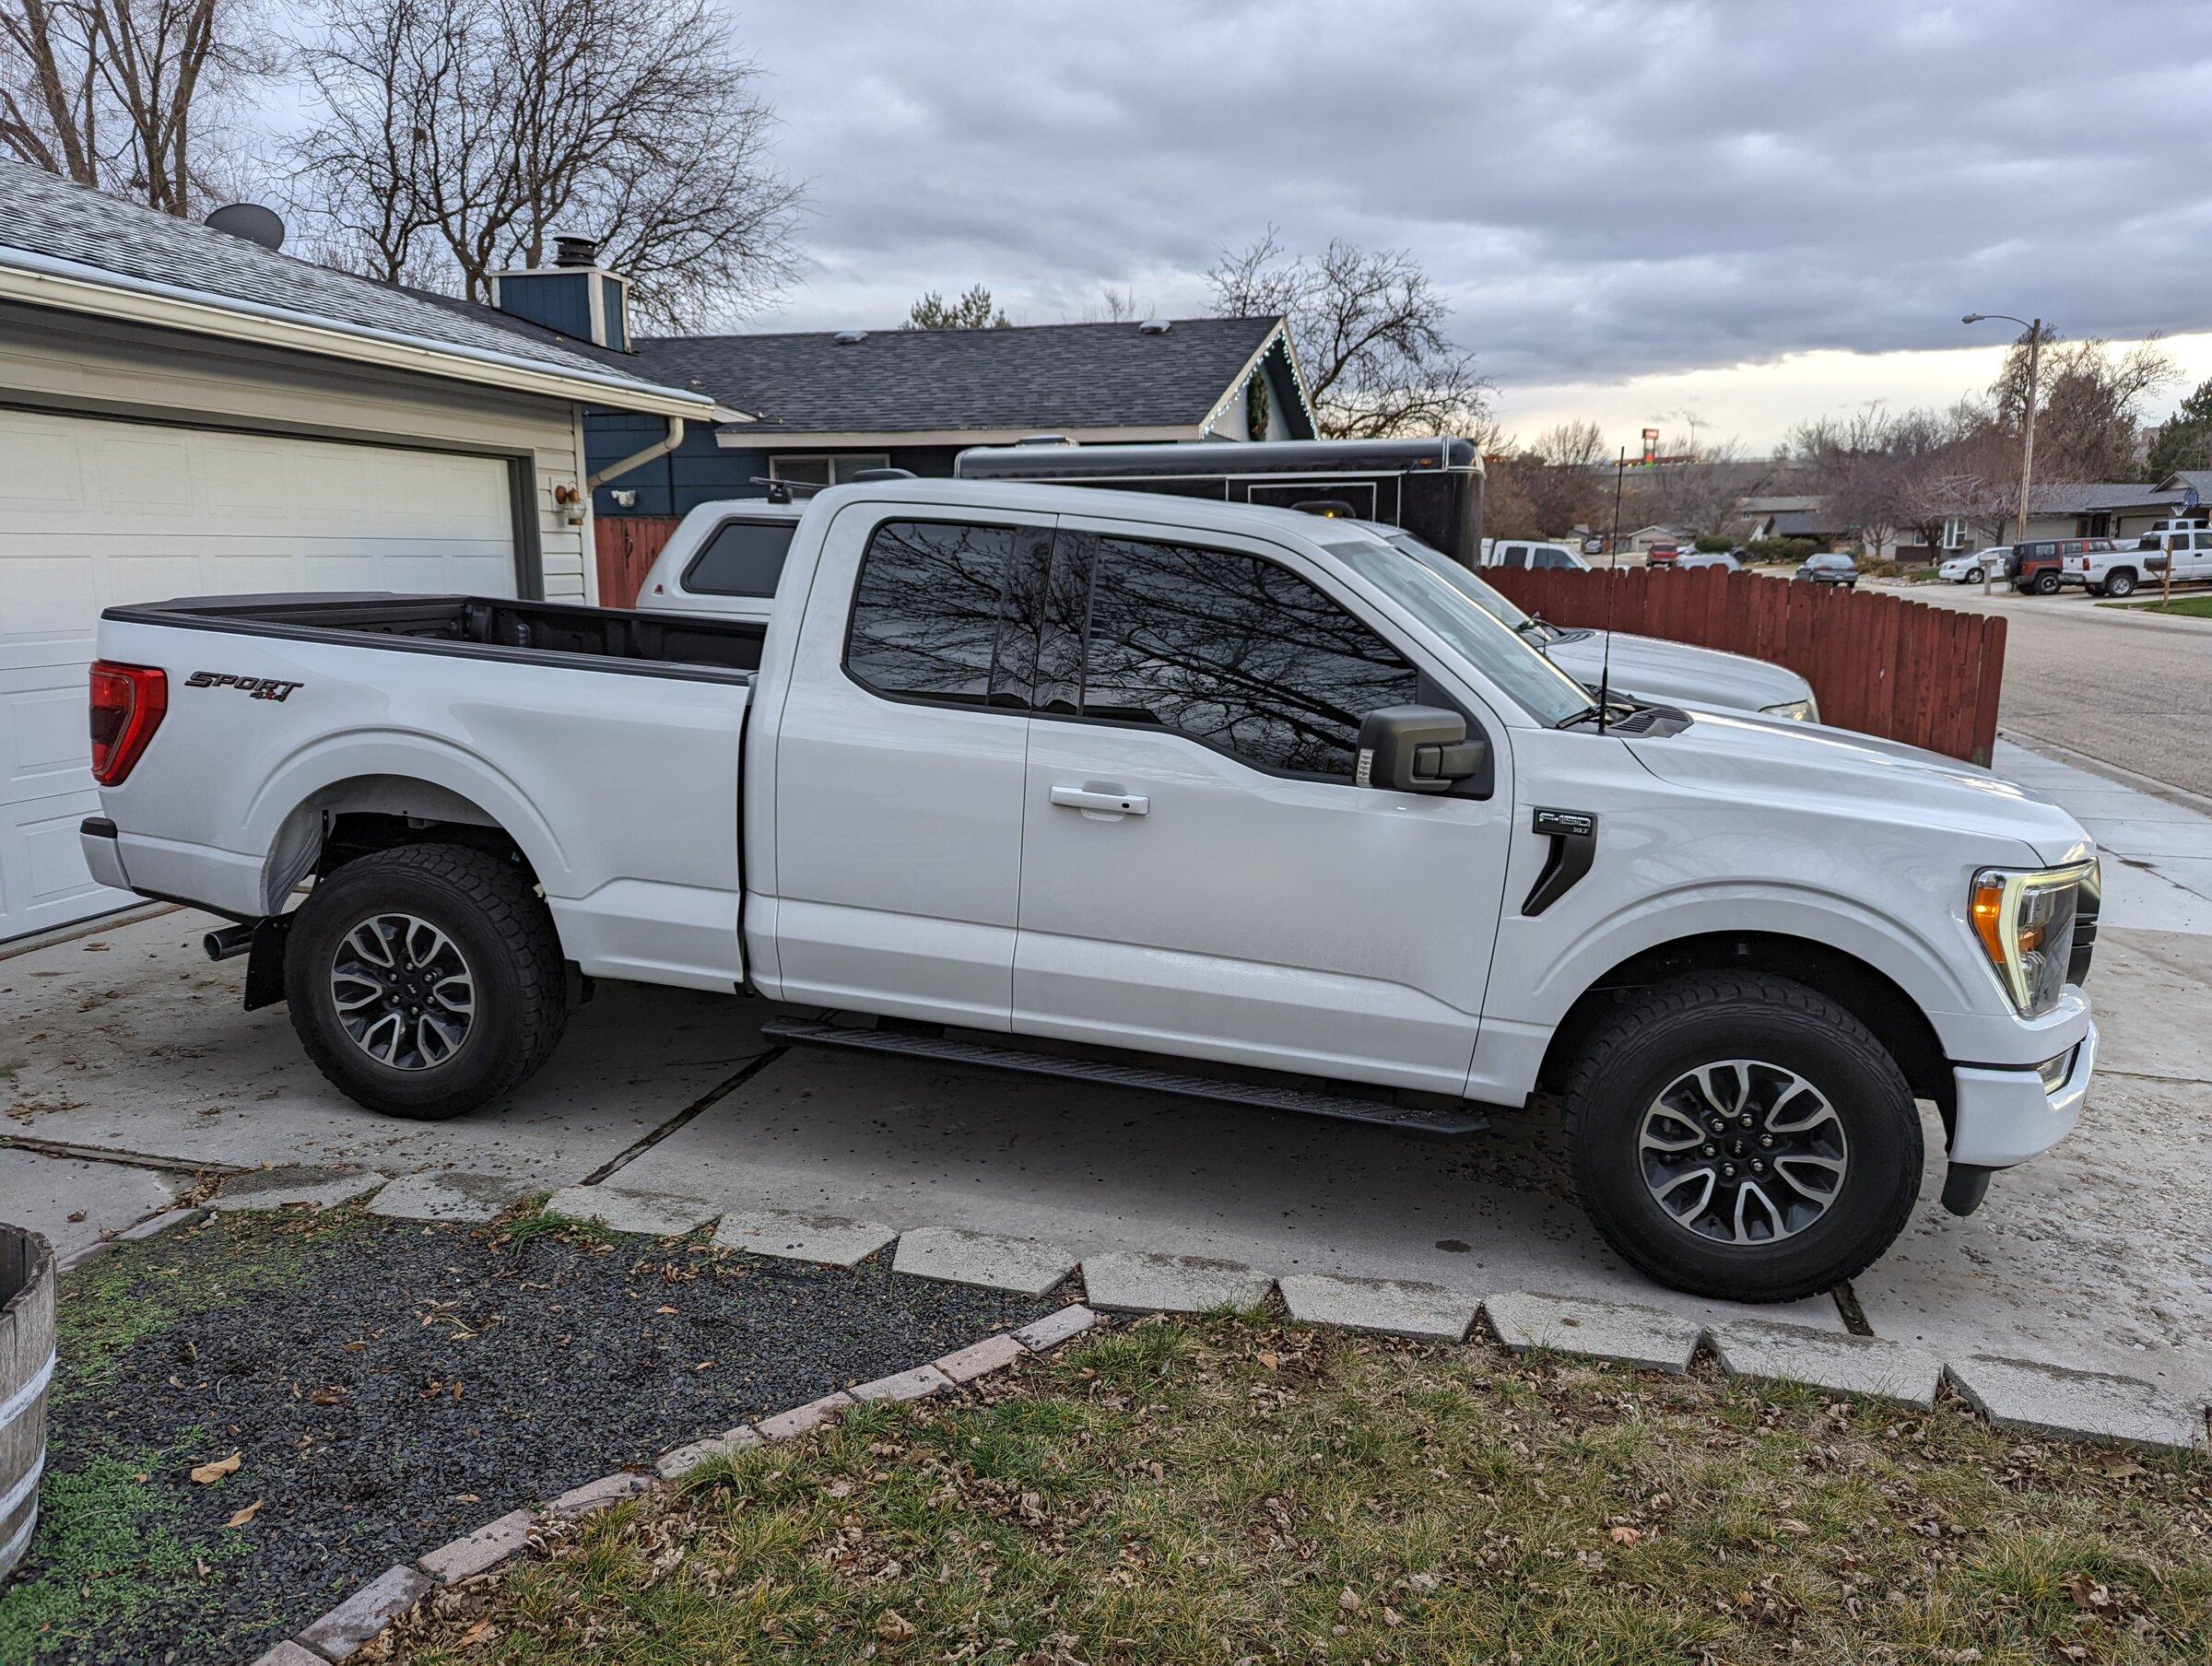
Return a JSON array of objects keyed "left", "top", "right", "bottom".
[
  {"left": 1563, "top": 974, "right": 1922, "bottom": 1303},
  {"left": 286, "top": 844, "right": 568, "bottom": 1119},
  {"left": 2105, "top": 568, "right": 2137, "bottom": 598},
  {"left": 2033, "top": 570, "right": 2061, "bottom": 595}
]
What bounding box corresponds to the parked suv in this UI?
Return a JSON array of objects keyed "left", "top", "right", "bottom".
[
  {"left": 2009, "top": 537, "right": 2112, "bottom": 595},
  {"left": 1794, "top": 553, "right": 1859, "bottom": 588}
]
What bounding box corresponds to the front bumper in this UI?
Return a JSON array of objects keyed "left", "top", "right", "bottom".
[{"left": 1949, "top": 1020, "right": 2098, "bottom": 1168}]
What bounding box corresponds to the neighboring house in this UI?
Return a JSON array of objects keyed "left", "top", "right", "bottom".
[
  {"left": 1738, "top": 496, "right": 1848, "bottom": 546},
  {"left": 1626, "top": 523, "right": 1694, "bottom": 554},
  {"left": 0, "top": 164, "right": 710, "bottom": 942},
  {"left": 2020, "top": 481, "right": 2191, "bottom": 543},
  {"left": 462, "top": 268, "right": 1313, "bottom": 518}
]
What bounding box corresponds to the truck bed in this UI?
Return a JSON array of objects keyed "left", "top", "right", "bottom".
[{"left": 102, "top": 592, "right": 765, "bottom": 681}]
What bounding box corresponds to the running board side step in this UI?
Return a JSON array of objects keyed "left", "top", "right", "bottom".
[{"left": 759, "top": 1015, "right": 1490, "bottom": 1135}]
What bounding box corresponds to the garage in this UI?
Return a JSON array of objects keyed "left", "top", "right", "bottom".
[
  {"left": 0, "top": 412, "right": 526, "bottom": 941},
  {"left": 0, "top": 161, "right": 712, "bottom": 943}
]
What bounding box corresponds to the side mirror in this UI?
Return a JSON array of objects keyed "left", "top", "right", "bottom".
[{"left": 1356, "top": 705, "right": 1488, "bottom": 795}]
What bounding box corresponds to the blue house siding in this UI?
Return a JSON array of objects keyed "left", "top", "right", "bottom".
[{"left": 585, "top": 414, "right": 961, "bottom": 517}]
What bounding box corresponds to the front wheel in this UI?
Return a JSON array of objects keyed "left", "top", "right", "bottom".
[
  {"left": 1964, "top": 568, "right": 1982, "bottom": 584},
  {"left": 285, "top": 843, "right": 569, "bottom": 1119},
  {"left": 1562, "top": 974, "right": 1922, "bottom": 1303}
]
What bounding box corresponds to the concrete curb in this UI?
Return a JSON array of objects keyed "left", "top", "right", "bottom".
[{"left": 250, "top": 1300, "right": 1100, "bottom": 1664}]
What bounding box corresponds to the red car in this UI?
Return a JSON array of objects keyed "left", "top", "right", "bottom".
[{"left": 1645, "top": 542, "right": 1680, "bottom": 566}]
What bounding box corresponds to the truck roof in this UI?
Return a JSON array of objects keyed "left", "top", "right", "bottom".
[{"left": 798, "top": 475, "right": 1396, "bottom": 550}]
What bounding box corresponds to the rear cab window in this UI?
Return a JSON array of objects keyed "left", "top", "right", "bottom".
[{"left": 683, "top": 518, "right": 799, "bottom": 597}]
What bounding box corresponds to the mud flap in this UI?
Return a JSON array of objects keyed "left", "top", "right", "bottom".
[{"left": 242, "top": 913, "right": 293, "bottom": 1011}]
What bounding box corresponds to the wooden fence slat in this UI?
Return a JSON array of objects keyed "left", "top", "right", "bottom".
[{"left": 1485, "top": 569, "right": 2001, "bottom": 763}]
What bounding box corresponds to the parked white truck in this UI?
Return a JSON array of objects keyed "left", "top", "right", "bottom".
[
  {"left": 2063, "top": 528, "right": 2212, "bottom": 596},
  {"left": 79, "top": 479, "right": 2100, "bottom": 1301}
]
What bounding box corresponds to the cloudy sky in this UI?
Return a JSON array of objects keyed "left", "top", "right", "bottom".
[{"left": 731, "top": 0, "right": 2212, "bottom": 450}]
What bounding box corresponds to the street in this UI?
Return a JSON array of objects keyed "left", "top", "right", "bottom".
[{"left": 1904, "top": 579, "right": 2212, "bottom": 804}]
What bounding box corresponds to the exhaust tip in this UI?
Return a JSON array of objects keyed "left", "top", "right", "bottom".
[{"left": 203, "top": 924, "right": 255, "bottom": 962}]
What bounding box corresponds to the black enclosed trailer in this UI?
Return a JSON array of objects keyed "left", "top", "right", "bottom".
[{"left": 954, "top": 437, "right": 1485, "bottom": 568}]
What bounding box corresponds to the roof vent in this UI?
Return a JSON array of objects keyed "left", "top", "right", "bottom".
[
  {"left": 205, "top": 203, "right": 285, "bottom": 252},
  {"left": 832, "top": 328, "right": 868, "bottom": 345},
  {"left": 553, "top": 235, "right": 600, "bottom": 268},
  {"left": 1015, "top": 434, "right": 1074, "bottom": 447},
  {"left": 1137, "top": 319, "right": 1171, "bottom": 334}
]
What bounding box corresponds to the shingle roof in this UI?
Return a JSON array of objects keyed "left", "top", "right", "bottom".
[
  {"left": 619, "top": 316, "right": 1293, "bottom": 435},
  {"left": 2026, "top": 480, "right": 2183, "bottom": 514},
  {"left": 2157, "top": 469, "right": 2212, "bottom": 499},
  {"left": 0, "top": 160, "right": 700, "bottom": 408},
  {"left": 1739, "top": 494, "right": 1822, "bottom": 513}
]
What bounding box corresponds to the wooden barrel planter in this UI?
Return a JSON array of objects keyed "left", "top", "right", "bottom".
[{"left": 0, "top": 1226, "right": 54, "bottom": 1582}]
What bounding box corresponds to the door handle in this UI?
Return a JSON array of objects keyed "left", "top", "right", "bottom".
[{"left": 1050, "top": 784, "right": 1149, "bottom": 816}]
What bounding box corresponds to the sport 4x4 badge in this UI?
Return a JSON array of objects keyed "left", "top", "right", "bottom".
[{"left": 186, "top": 671, "right": 303, "bottom": 702}]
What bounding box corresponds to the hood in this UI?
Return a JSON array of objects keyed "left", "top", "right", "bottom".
[
  {"left": 1626, "top": 710, "right": 2094, "bottom": 867},
  {"left": 1543, "top": 629, "right": 1812, "bottom": 715}
]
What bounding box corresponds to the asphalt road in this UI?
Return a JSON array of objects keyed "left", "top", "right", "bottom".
[{"left": 1901, "top": 581, "right": 2212, "bottom": 803}]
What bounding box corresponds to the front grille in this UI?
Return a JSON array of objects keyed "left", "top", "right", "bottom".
[{"left": 2068, "top": 862, "right": 2100, "bottom": 986}]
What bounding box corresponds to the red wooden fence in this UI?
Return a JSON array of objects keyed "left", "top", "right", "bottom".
[
  {"left": 1487, "top": 567, "right": 2006, "bottom": 765},
  {"left": 594, "top": 515, "right": 684, "bottom": 610}
]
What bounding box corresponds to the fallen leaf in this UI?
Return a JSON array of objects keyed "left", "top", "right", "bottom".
[
  {"left": 2089, "top": 1451, "right": 2146, "bottom": 1480},
  {"left": 693, "top": 1359, "right": 715, "bottom": 1371},
  {"left": 2064, "top": 1571, "right": 2112, "bottom": 1613},
  {"left": 876, "top": 1610, "right": 915, "bottom": 1642},
  {"left": 453, "top": 1492, "right": 480, "bottom": 1504},
  {"left": 189, "top": 1451, "right": 241, "bottom": 1484},
  {"left": 1774, "top": 1518, "right": 1812, "bottom": 1537},
  {"left": 456, "top": 1618, "right": 497, "bottom": 1648},
  {"left": 66, "top": 1210, "right": 85, "bottom": 1223},
  {"left": 1255, "top": 1350, "right": 1279, "bottom": 1371},
  {"left": 1608, "top": 1525, "right": 1643, "bottom": 1546},
  {"left": 654, "top": 1305, "right": 678, "bottom": 1315},
  {"left": 225, "top": 1497, "right": 264, "bottom": 1528},
  {"left": 1338, "top": 1587, "right": 1363, "bottom": 1613}
]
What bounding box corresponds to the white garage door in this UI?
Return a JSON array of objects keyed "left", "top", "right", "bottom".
[{"left": 0, "top": 410, "right": 521, "bottom": 942}]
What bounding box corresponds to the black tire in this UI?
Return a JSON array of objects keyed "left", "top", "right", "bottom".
[
  {"left": 1964, "top": 567, "right": 1982, "bottom": 585},
  {"left": 2105, "top": 569, "right": 2136, "bottom": 598},
  {"left": 1562, "top": 974, "right": 1922, "bottom": 1303},
  {"left": 285, "top": 844, "right": 568, "bottom": 1119},
  {"left": 2033, "top": 571, "right": 2061, "bottom": 595}
]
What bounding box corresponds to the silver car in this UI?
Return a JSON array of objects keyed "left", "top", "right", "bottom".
[{"left": 1366, "top": 526, "right": 1818, "bottom": 722}]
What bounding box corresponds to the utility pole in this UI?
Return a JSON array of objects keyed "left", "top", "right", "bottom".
[{"left": 1962, "top": 312, "right": 2043, "bottom": 598}]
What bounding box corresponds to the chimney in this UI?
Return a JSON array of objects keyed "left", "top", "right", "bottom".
[{"left": 488, "top": 236, "right": 630, "bottom": 351}]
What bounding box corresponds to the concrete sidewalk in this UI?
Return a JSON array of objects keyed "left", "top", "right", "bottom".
[{"left": 1993, "top": 735, "right": 2212, "bottom": 933}]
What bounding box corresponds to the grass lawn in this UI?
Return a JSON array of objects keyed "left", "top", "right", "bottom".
[
  {"left": 2100, "top": 593, "right": 2212, "bottom": 619},
  {"left": 373, "top": 1314, "right": 2211, "bottom": 1666}
]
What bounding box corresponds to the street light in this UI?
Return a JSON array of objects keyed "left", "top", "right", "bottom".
[{"left": 1962, "top": 311, "right": 2042, "bottom": 599}]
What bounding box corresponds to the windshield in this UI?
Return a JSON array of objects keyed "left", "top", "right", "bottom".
[
  {"left": 1374, "top": 530, "right": 1537, "bottom": 628},
  {"left": 1324, "top": 535, "right": 1598, "bottom": 727}
]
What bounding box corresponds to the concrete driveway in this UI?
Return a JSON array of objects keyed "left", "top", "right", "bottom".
[{"left": 6, "top": 734, "right": 2209, "bottom": 1410}]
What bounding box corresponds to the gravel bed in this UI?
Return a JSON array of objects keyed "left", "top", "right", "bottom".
[{"left": 1, "top": 1204, "right": 1053, "bottom": 1665}]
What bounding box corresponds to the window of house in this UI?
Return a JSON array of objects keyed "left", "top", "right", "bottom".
[
  {"left": 770, "top": 453, "right": 892, "bottom": 487},
  {"left": 845, "top": 521, "right": 1026, "bottom": 706},
  {"left": 1079, "top": 534, "right": 1419, "bottom": 779},
  {"left": 682, "top": 518, "right": 799, "bottom": 597}
]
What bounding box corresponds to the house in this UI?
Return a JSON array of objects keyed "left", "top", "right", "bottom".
[
  {"left": 463, "top": 263, "right": 1313, "bottom": 518},
  {"left": 0, "top": 163, "right": 711, "bottom": 942},
  {"left": 1737, "top": 496, "right": 1848, "bottom": 546},
  {"left": 1626, "top": 523, "right": 1694, "bottom": 554},
  {"left": 2020, "top": 480, "right": 2192, "bottom": 543}
]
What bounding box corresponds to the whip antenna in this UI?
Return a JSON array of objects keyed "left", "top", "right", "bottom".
[{"left": 1596, "top": 446, "right": 1626, "bottom": 732}]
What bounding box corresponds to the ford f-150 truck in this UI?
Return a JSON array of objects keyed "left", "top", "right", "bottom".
[
  {"left": 78, "top": 479, "right": 2100, "bottom": 1301},
  {"left": 634, "top": 499, "right": 1823, "bottom": 721}
]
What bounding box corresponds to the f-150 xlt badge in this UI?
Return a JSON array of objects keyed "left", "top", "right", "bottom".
[{"left": 186, "top": 671, "right": 303, "bottom": 702}]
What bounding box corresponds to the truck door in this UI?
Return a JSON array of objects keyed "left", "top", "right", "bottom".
[
  {"left": 767, "top": 507, "right": 1052, "bottom": 1028},
  {"left": 1010, "top": 517, "right": 1507, "bottom": 1094}
]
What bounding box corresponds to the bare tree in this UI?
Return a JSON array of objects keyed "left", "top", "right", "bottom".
[
  {"left": 3, "top": 0, "right": 265, "bottom": 212},
  {"left": 1623, "top": 429, "right": 1772, "bottom": 538},
  {"left": 1206, "top": 228, "right": 1488, "bottom": 439},
  {"left": 289, "top": 0, "right": 801, "bottom": 330},
  {"left": 1482, "top": 419, "right": 1609, "bottom": 537},
  {"left": 1989, "top": 327, "right": 2175, "bottom": 482}
]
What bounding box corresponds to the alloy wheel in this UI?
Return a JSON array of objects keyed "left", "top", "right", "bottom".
[
  {"left": 329, "top": 912, "right": 476, "bottom": 1070},
  {"left": 1636, "top": 1060, "right": 1850, "bottom": 1245}
]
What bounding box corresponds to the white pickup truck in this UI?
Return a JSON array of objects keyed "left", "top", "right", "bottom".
[
  {"left": 80, "top": 479, "right": 2100, "bottom": 1301},
  {"left": 637, "top": 500, "right": 1822, "bottom": 722},
  {"left": 2064, "top": 528, "right": 2212, "bottom": 596}
]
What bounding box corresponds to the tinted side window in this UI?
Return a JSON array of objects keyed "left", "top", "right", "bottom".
[
  {"left": 846, "top": 520, "right": 1022, "bottom": 707},
  {"left": 683, "top": 519, "right": 796, "bottom": 597},
  {"left": 1080, "top": 535, "right": 1418, "bottom": 778}
]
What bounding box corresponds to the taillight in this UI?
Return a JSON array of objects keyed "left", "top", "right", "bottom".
[{"left": 88, "top": 662, "right": 167, "bottom": 785}]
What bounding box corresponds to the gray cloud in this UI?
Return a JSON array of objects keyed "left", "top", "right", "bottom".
[{"left": 730, "top": 0, "right": 2212, "bottom": 392}]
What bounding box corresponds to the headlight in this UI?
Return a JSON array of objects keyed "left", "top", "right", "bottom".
[
  {"left": 1761, "top": 698, "right": 1816, "bottom": 722},
  {"left": 1969, "top": 864, "right": 2089, "bottom": 1017}
]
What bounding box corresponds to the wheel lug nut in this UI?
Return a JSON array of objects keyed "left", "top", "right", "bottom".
[
  {"left": 1759, "top": 1134, "right": 1774, "bottom": 1148},
  {"left": 1700, "top": 1144, "right": 1717, "bottom": 1157},
  {"left": 1721, "top": 1163, "right": 1737, "bottom": 1179}
]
